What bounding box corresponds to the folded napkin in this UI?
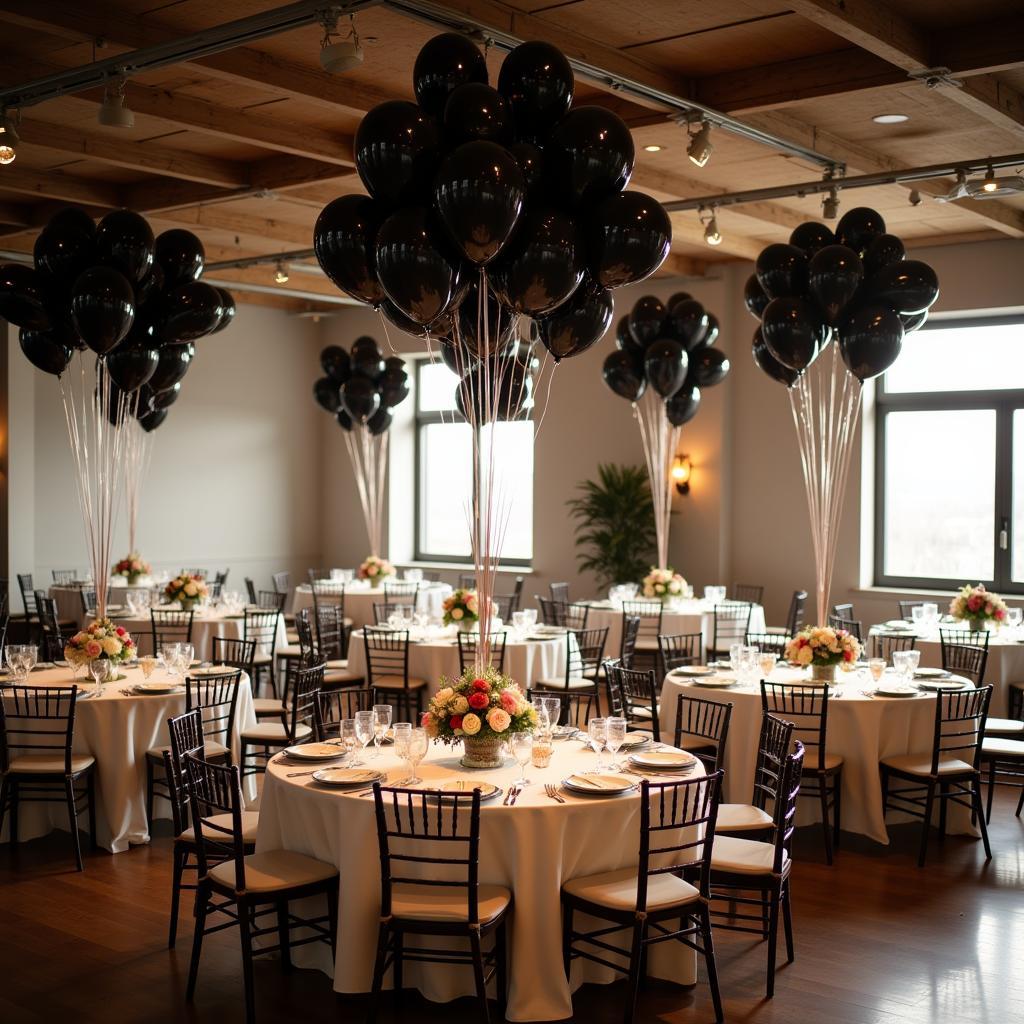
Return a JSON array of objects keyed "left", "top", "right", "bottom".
[
  {"left": 341, "top": 769, "right": 380, "bottom": 783},
  {"left": 567, "top": 774, "right": 620, "bottom": 790}
]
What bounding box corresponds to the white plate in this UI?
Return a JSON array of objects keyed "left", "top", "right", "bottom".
[
  {"left": 913, "top": 667, "right": 949, "bottom": 679},
  {"left": 191, "top": 664, "right": 232, "bottom": 676},
  {"left": 562, "top": 773, "right": 635, "bottom": 796},
  {"left": 283, "top": 742, "right": 347, "bottom": 761},
  {"left": 916, "top": 679, "right": 967, "bottom": 691},
  {"left": 619, "top": 732, "right": 652, "bottom": 748},
  {"left": 552, "top": 725, "right": 579, "bottom": 740},
  {"left": 692, "top": 676, "right": 737, "bottom": 688},
  {"left": 630, "top": 750, "right": 697, "bottom": 770},
  {"left": 673, "top": 665, "right": 715, "bottom": 677},
  {"left": 311, "top": 767, "right": 385, "bottom": 787},
  {"left": 874, "top": 685, "right": 917, "bottom": 698},
  {"left": 883, "top": 620, "right": 914, "bottom": 631},
  {"left": 439, "top": 779, "right": 502, "bottom": 801},
  {"left": 135, "top": 681, "right": 183, "bottom": 694}
]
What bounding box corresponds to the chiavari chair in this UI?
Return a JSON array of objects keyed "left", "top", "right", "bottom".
[
  {"left": 457, "top": 631, "right": 508, "bottom": 674},
  {"left": 672, "top": 693, "right": 733, "bottom": 772},
  {"left": 363, "top": 628, "right": 428, "bottom": 721}
]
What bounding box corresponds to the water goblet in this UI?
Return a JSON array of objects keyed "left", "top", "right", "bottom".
[
  {"left": 340, "top": 719, "right": 359, "bottom": 761},
  {"left": 511, "top": 610, "right": 527, "bottom": 639},
  {"left": 387, "top": 612, "right": 401, "bottom": 630},
  {"left": 139, "top": 655, "right": 159, "bottom": 680},
  {"left": 588, "top": 718, "right": 608, "bottom": 773},
  {"left": 739, "top": 645, "right": 759, "bottom": 683},
  {"left": 540, "top": 697, "right": 562, "bottom": 731},
  {"left": 905, "top": 649, "right": 921, "bottom": 678},
  {"left": 622, "top": 584, "right": 638, "bottom": 600},
  {"left": 88, "top": 658, "right": 109, "bottom": 687},
  {"left": 372, "top": 704, "right": 392, "bottom": 757},
  {"left": 892, "top": 650, "right": 912, "bottom": 684},
  {"left": 868, "top": 658, "right": 886, "bottom": 683},
  {"left": 758, "top": 652, "right": 778, "bottom": 679},
  {"left": 511, "top": 731, "right": 533, "bottom": 786},
  {"left": 1006, "top": 607, "right": 1022, "bottom": 635},
  {"left": 339, "top": 569, "right": 354, "bottom": 585},
  {"left": 405, "top": 569, "right": 423, "bottom": 583},
  {"left": 406, "top": 727, "right": 428, "bottom": 785},
  {"left": 911, "top": 606, "right": 926, "bottom": 631},
  {"left": 392, "top": 722, "right": 412, "bottom": 778},
  {"left": 355, "top": 710, "right": 376, "bottom": 763},
  {"left": 606, "top": 717, "right": 627, "bottom": 767},
  {"left": 729, "top": 643, "right": 744, "bottom": 675},
  {"left": 531, "top": 698, "right": 551, "bottom": 732},
  {"left": 522, "top": 608, "right": 538, "bottom": 630}
]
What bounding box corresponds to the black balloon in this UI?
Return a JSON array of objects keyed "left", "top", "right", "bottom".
[
  {"left": 808, "top": 244, "right": 863, "bottom": 325},
  {"left": 899, "top": 308, "right": 928, "bottom": 332},
  {"left": 865, "top": 259, "right": 939, "bottom": 314},
  {"left": 456, "top": 362, "right": 530, "bottom": 423},
  {"left": 789, "top": 221, "right": 835, "bottom": 257},
  {"left": 380, "top": 367, "right": 410, "bottom": 408},
  {"left": 150, "top": 383, "right": 181, "bottom": 410},
  {"left": 696, "top": 313, "right": 720, "bottom": 351},
  {"left": 756, "top": 244, "right": 808, "bottom": 300},
  {"left": 321, "top": 345, "right": 351, "bottom": 383},
  {"left": 645, "top": 338, "right": 688, "bottom": 398},
  {"left": 434, "top": 140, "right": 525, "bottom": 265},
  {"left": 379, "top": 297, "right": 450, "bottom": 340},
  {"left": 547, "top": 106, "right": 634, "bottom": 207},
  {"left": 384, "top": 356, "right": 405, "bottom": 372},
  {"left": 211, "top": 288, "right": 235, "bottom": 333},
  {"left": 667, "top": 292, "right": 691, "bottom": 310},
  {"left": 341, "top": 375, "right": 380, "bottom": 424},
  {"left": 138, "top": 407, "right": 168, "bottom": 432},
  {"left": 508, "top": 142, "right": 545, "bottom": 195},
  {"left": 313, "top": 194, "right": 386, "bottom": 306},
  {"left": 838, "top": 303, "right": 904, "bottom": 381},
  {"left": 666, "top": 299, "right": 710, "bottom": 352},
  {"left": 314, "top": 376, "right": 341, "bottom": 413},
  {"left": 135, "top": 264, "right": 165, "bottom": 316},
  {"left": 457, "top": 281, "right": 518, "bottom": 359},
  {"left": 497, "top": 41, "right": 574, "bottom": 140},
  {"left": 19, "top": 326, "right": 72, "bottom": 376},
  {"left": 156, "top": 281, "right": 224, "bottom": 341},
  {"left": 666, "top": 385, "right": 701, "bottom": 427},
  {"left": 691, "top": 348, "right": 730, "bottom": 388},
  {"left": 864, "top": 233, "right": 905, "bottom": 277},
  {"left": 589, "top": 191, "right": 671, "bottom": 289},
  {"left": 106, "top": 333, "right": 159, "bottom": 391},
  {"left": 33, "top": 207, "right": 96, "bottom": 287},
  {"left": 602, "top": 349, "right": 646, "bottom": 402},
  {"left": 0, "top": 263, "right": 51, "bottom": 329},
  {"left": 761, "top": 296, "right": 829, "bottom": 372},
  {"left": 354, "top": 101, "right": 441, "bottom": 206},
  {"left": 154, "top": 229, "right": 205, "bottom": 286},
  {"left": 71, "top": 266, "right": 135, "bottom": 354},
  {"left": 743, "top": 273, "right": 770, "bottom": 319},
  {"left": 438, "top": 335, "right": 466, "bottom": 375},
  {"left": 752, "top": 326, "right": 801, "bottom": 388},
  {"left": 489, "top": 206, "right": 582, "bottom": 316},
  {"left": 615, "top": 315, "right": 643, "bottom": 358},
  {"left": 443, "top": 83, "right": 511, "bottom": 145},
  {"left": 336, "top": 408, "right": 353, "bottom": 432},
  {"left": 413, "top": 32, "right": 488, "bottom": 116},
  {"left": 95, "top": 210, "right": 154, "bottom": 283},
  {"left": 835, "top": 207, "right": 886, "bottom": 255},
  {"left": 366, "top": 406, "right": 394, "bottom": 436},
  {"left": 351, "top": 336, "right": 385, "bottom": 379},
  {"left": 375, "top": 207, "right": 462, "bottom": 325},
  {"left": 628, "top": 296, "right": 667, "bottom": 348},
  {"left": 536, "top": 278, "right": 613, "bottom": 361},
  {"left": 148, "top": 343, "right": 192, "bottom": 391}
]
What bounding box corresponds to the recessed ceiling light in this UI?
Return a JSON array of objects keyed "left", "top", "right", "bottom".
[
  {"left": 0, "top": 114, "right": 18, "bottom": 165},
  {"left": 643, "top": 144, "right": 663, "bottom": 153},
  {"left": 872, "top": 113, "right": 909, "bottom": 124}
]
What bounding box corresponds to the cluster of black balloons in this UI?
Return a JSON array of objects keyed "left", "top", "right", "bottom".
[
  {"left": 0, "top": 207, "right": 235, "bottom": 432},
  {"left": 601, "top": 293, "right": 730, "bottom": 425},
  {"left": 745, "top": 207, "right": 939, "bottom": 387},
  {"left": 314, "top": 337, "right": 409, "bottom": 436},
  {"left": 313, "top": 32, "right": 672, "bottom": 388}
]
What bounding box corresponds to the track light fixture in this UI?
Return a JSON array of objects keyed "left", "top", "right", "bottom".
[
  {"left": 908, "top": 189, "right": 922, "bottom": 206},
  {"left": 98, "top": 74, "right": 134, "bottom": 128},
  {"left": 700, "top": 206, "right": 722, "bottom": 246},
  {"left": 822, "top": 187, "right": 840, "bottom": 219},
  {"left": 981, "top": 164, "right": 999, "bottom": 193},
  {"left": 0, "top": 111, "right": 19, "bottom": 165},
  {"left": 319, "top": 12, "right": 364, "bottom": 74},
  {"left": 274, "top": 261, "right": 290, "bottom": 285},
  {"left": 687, "top": 120, "right": 713, "bottom": 168}
]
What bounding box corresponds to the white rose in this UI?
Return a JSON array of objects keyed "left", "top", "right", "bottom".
[
  {"left": 184, "top": 582, "right": 198, "bottom": 597},
  {"left": 486, "top": 708, "right": 511, "bottom": 733},
  {"left": 435, "top": 686, "right": 454, "bottom": 705},
  {"left": 461, "top": 713, "right": 481, "bottom": 735},
  {"left": 451, "top": 607, "right": 464, "bottom": 620},
  {"left": 452, "top": 696, "right": 469, "bottom": 714},
  {"left": 101, "top": 636, "right": 122, "bottom": 656}
]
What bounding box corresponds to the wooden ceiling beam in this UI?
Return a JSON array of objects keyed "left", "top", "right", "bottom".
[
  {"left": 0, "top": 200, "right": 30, "bottom": 227},
  {"left": 0, "top": 166, "right": 120, "bottom": 207}
]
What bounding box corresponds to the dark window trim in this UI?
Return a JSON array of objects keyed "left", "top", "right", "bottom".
[{"left": 873, "top": 315, "right": 1024, "bottom": 594}]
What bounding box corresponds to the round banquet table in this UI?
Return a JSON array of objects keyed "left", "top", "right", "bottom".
[
  {"left": 660, "top": 664, "right": 977, "bottom": 845},
  {"left": 0, "top": 663, "right": 256, "bottom": 853},
  {"left": 256, "top": 738, "right": 704, "bottom": 1021},
  {"left": 581, "top": 598, "right": 767, "bottom": 659},
  {"left": 345, "top": 627, "right": 570, "bottom": 697},
  {"left": 49, "top": 580, "right": 163, "bottom": 627},
  {"left": 869, "top": 622, "right": 1024, "bottom": 717},
  {"left": 292, "top": 581, "right": 453, "bottom": 631}
]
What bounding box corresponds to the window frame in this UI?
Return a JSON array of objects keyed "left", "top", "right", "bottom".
[
  {"left": 873, "top": 314, "right": 1024, "bottom": 594},
  {"left": 412, "top": 359, "right": 532, "bottom": 567}
]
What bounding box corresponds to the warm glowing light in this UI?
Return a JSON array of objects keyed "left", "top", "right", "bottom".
[
  {"left": 672, "top": 454, "right": 692, "bottom": 495},
  {"left": 644, "top": 144, "right": 663, "bottom": 153}
]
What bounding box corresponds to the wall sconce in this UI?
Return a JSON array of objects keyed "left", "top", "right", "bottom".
[{"left": 671, "top": 454, "right": 692, "bottom": 496}]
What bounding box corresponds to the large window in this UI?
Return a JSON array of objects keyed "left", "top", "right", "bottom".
[
  {"left": 414, "top": 360, "right": 533, "bottom": 564},
  {"left": 874, "top": 317, "right": 1024, "bottom": 592}
]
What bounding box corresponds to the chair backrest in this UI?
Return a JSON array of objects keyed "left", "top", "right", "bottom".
[
  {"left": 295, "top": 607, "right": 316, "bottom": 660},
  {"left": 618, "top": 664, "right": 661, "bottom": 740},
  {"left": 939, "top": 630, "right": 990, "bottom": 685},
  {"left": 185, "top": 669, "right": 242, "bottom": 751},
  {"left": 181, "top": 568, "right": 205, "bottom": 578},
  {"left": 272, "top": 571, "right": 291, "bottom": 595},
  {"left": 620, "top": 615, "right": 641, "bottom": 668},
  {"left": 760, "top": 681, "right": 832, "bottom": 774},
  {"left": 457, "top": 631, "right": 508, "bottom": 674},
  {"left": 0, "top": 685, "right": 78, "bottom": 773},
  {"left": 603, "top": 658, "right": 627, "bottom": 718},
  {"left": 215, "top": 570, "right": 229, "bottom": 586},
  {"left": 17, "top": 573, "right": 37, "bottom": 617},
  {"left": 785, "top": 590, "right": 808, "bottom": 636},
  {"left": 769, "top": 742, "right": 805, "bottom": 873},
  {"left": 384, "top": 580, "right": 419, "bottom": 601},
  {"left": 550, "top": 581, "right": 570, "bottom": 604},
  {"left": 183, "top": 754, "right": 248, "bottom": 888},
  {"left": 363, "top": 628, "right": 411, "bottom": 688},
  {"left": 256, "top": 589, "right": 286, "bottom": 611},
  {"left": 208, "top": 581, "right": 223, "bottom": 602},
  {"left": 165, "top": 708, "right": 205, "bottom": 836},
  {"left": 210, "top": 635, "right": 257, "bottom": 675},
  {"left": 490, "top": 594, "right": 516, "bottom": 621},
  {"left": 732, "top": 583, "right": 764, "bottom": 605},
  {"left": 373, "top": 601, "right": 402, "bottom": 625},
  {"left": 927, "top": 685, "right": 991, "bottom": 773},
  {"left": 525, "top": 687, "right": 595, "bottom": 729},
  {"left": 710, "top": 601, "right": 753, "bottom": 656},
  {"left": 244, "top": 577, "right": 258, "bottom": 604},
  {"left": 315, "top": 687, "right": 374, "bottom": 740},
  {"left": 831, "top": 602, "right": 854, "bottom": 619},
  {"left": 80, "top": 587, "right": 98, "bottom": 618},
  {"left": 373, "top": 785, "right": 485, "bottom": 923},
  {"left": 151, "top": 608, "right": 195, "bottom": 649},
  {"left": 827, "top": 613, "right": 863, "bottom": 641},
  {"left": 289, "top": 660, "right": 325, "bottom": 742},
  {"left": 634, "top": 771, "right": 723, "bottom": 914},
  {"left": 658, "top": 632, "right": 703, "bottom": 673},
  {"left": 672, "top": 694, "right": 733, "bottom": 771},
  {"left": 243, "top": 609, "right": 280, "bottom": 657},
  {"left": 536, "top": 596, "right": 588, "bottom": 630},
  {"left": 314, "top": 603, "right": 347, "bottom": 660},
  {"left": 750, "top": 712, "right": 796, "bottom": 812},
  {"left": 621, "top": 600, "right": 663, "bottom": 648},
  {"left": 36, "top": 595, "right": 64, "bottom": 652},
  {"left": 745, "top": 632, "right": 788, "bottom": 659},
  {"left": 458, "top": 572, "right": 477, "bottom": 589},
  {"left": 897, "top": 600, "right": 926, "bottom": 620},
  {"left": 511, "top": 575, "right": 525, "bottom": 602},
  {"left": 870, "top": 632, "right": 917, "bottom": 662},
  {"left": 51, "top": 569, "right": 76, "bottom": 585},
  {"left": 566, "top": 626, "right": 608, "bottom": 681},
  {"left": 308, "top": 568, "right": 331, "bottom": 583}
]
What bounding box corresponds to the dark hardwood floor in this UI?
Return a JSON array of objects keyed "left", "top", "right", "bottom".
[{"left": 1, "top": 795, "right": 1022, "bottom": 1024}]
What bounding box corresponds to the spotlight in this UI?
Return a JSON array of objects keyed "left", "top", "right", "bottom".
[
  {"left": 822, "top": 187, "right": 840, "bottom": 220},
  {"left": 981, "top": 165, "right": 999, "bottom": 193},
  {"left": 98, "top": 75, "right": 134, "bottom": 128},
  {"left": 700, "top": 207, "right": 722, "bottom": 246},
  {"left": 672, "top": 454, "right": 692, "bottom": 496},
  {"left": 908, "top": 189, "right": 923, "bottom": 206},
  {"left": 872, "top": 113, "right": 909, "bottom": 124},
  {"left": 687, "top": 120, "right": 713, "bottom": 168},
  {"left": 319, "top": 13, "right": 364, "bottom": 73},
  {"left": 274, "top": 261, "right": 290, "bottom": 284},
  {"left": 643, "top": 144, "right": 663, "bottom": 153},
  {"left": 0, "top": 114, "right": 18, "bottom": 165}
]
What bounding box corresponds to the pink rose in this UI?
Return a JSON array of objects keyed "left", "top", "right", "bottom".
[
  {"left": 500, "top": 691, "right": 518, "bottom": 714},
  {"left": 471, "top": 678, "right": 490, "bottom": 692},
  {"left": 116, "top": 626, "right": 126, "bottom": 636},
  {"left": 967, "top": 595, "right": 983, "bottom": 612},
  {"left": 843, "top": 649, "right": 854, "bottom": 662},
  {"left": 995, "top": 608, "right": 1006, "bottom": 621},
  {"left": 85, "top": 640, "right": 102, "bottom": 657},
  {"left": 468, "top": 692, "right": 489, "bottom": 711}
]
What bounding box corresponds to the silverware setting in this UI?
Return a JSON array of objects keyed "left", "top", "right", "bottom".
[
  {"left": 544, "top": 783, "right": 565, "bottom": 803},
  {"left": 503, "top": 784, "right": 522, "bottom": 806}
]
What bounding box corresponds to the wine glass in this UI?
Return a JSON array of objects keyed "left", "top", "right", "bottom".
[
  {"left": 340, "top": 718, "right": 359, "bottom": 758},
  {"left": 372, "top": 704, "right": 392, "bottom": 757},
  {"left": 758, "top": 651, "right": 778, "bottom": 679},
  {"left": 868, "top": 658, "right": 886, "bottom": 683},
  {"left": 739, "top": 645, "right": 759, "bottom": 683},
  {"left": 531, "top": 697, "right": 551, "bottom": 732},
  {"left": 511, "top": 731, "right": 533, "bottom": 786},
  {"left": 892, "top": 650, "right": 912, "bottom": 685},
  {"left": 87, "top": 658, "right": 108, "bottom": 687},
  {"left": 511, "top": 610, "right": 527, "bottom": 639},
  {"left": 588, "top": 717, "right": 608, "bottom": 773},
  {"left": 905, "top": 649, "right": 921, "bottom": 679},
  {"left": 406, "top": 727, "right": 428, "bottom": 785},
  {"left": 606, "top": 717, "right": 627, "bottom": 767},
  {"left": 1007, "top": 606, "right": 1023, "bottom": 636},
  {"left": 139, "top": 655, "right": 158, "bottom": 680},
  {"left": 728, "top": 643, "right": 744, "bottom": 674},
  {"left": 392, "top": 722, "right": 412, "bottom": 779},
  {"left": 22, "top": 644, "right": 38, "bottom": 675},
  {"left": 179, "top": 643, "right": 195, "bottom": 670},
  {"left": 355, "top": 710, "right": 375, "bottom": 764},
  {"left": 522, "top": 608, "right": 537, "bottom": 630}
]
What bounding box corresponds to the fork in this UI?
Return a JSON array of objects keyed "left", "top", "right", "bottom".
[
  {"left": 544, "top": 783, "right": 565, "bottom": 804},
  {"left": 503, "top": 784, "right": 521, "bottom": 806}
]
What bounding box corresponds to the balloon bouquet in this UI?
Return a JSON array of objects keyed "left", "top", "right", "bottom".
[
  {"left": 313, "top": 33, "right": 672, "bottom": 664},
  {"left": 601, "top": 292, "right": 730, "bottom": 568},
  {"left": 313, "top": 338, "right": 410, "bottom": 556},
  {"left": 746, "top": 206, "right": 939, "bottom": 622},
  {"left": 0, "top": 207, "right": 235, "bottom": 613}
]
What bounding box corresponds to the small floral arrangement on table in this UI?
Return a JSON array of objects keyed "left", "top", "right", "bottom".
[
  {"left": 641, "top": 567, "right": 687, "bottom": 601},
  {"left": 65, "top": 618, "right": 136, "bottom": 666},
  {"left": 358, "top": 555, "right": 394, "bottom": 582},
  {"left": 949, "top": 583, "right": 1007, "bottom": 628},
  {"left": 164, "top": 572, "right": 209, "bottom": 609},
  {"left": 422, "top": 666, "right": 538, "bottom": 743},
  {"left": 443, "top": 588, "right": 479, "bottom": 628},
  {"left": 112, "top": 552, "right": 151, "bottom": 583},
  {"left": 785, "top": 625, "right": 862, "bottom": 668}
]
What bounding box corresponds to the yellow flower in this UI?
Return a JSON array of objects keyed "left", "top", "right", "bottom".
[
  {"left": 100, "top": 636, "right": 122, "bottom": 657},
  {"left": 461, "top": 713, "right": 481, "bottom": 735},
  {"left": 452, "top": 695, "right": 469, "bottom": 714}
]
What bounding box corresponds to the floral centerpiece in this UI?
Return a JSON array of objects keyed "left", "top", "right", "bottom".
[
  {"left": 950, "top": 583, "right": 1007, "bottom": 631},
  {"left": 358, "top": 555, "right": 394, "bottom": 583},
  {"left": 65, "top": 618, "right": 136, "bottom": 681},
  {"left": 785, "top": 625, "right": 862, "bottom": 682},
  {"left": 112, "top": 552, "right": 151, "bottom": 584},
  {"left": 422, "top": 666, "right": 538, "bottom": 768},
  {"left": 642, "top": 566, "right": 687, "bottom": 602},
  {"left": 443, "top": 588, "right": 480, "bottom": 630},
  {"left": 164, "top": 572, "right": 208, "bottom": 610}
]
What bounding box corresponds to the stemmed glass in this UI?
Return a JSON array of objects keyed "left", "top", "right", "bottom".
[
  {"left": 606, "top": 717, "right": 627, "bottom": 768},
  {"left": 588, "top": 718, "right": 608, "bottom": 773},
  {"left": 88, "top": 658, "right": 109, "bottom": 688},
  {"left": 511, "top": 731, "right": 533, "bottom": 786},
  {"left": 406, "top": 726, "right": 428, "bottom": 785},
  {"left": 392, "top": 722, "right": 412, "bottom": 780},
  {"left": 758, "top": 651, "right": 778, "bottom": 679},
  {"left": 355, "top": 710, "right": 375, "bottom": 764},
  {"left": 1006, "top": 607, "right": 1023, "bottom": 637},
  {"left": 728, "top": 643, "right": 744, "bottom": 674},
  {"left": 372, "top": 704, "right": 392, "bottom": 758},
  {"left": 868, "top": 658, "right": 886, "bottom": 684},
  {"left": 340, "top": 718, "right": 359, "bottom": 759},
  {"left": 5, "top": 645, "right": 35, "bottom": 683}
]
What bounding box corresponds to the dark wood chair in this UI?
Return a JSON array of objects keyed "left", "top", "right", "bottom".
[
  {"left": 373, "top": 601, "right": 403, "bottom": 625},
  {"left": 151, "top": 608, "right": 195, "bottom": 653},
  {"left": 536, "top": 596, "right": 589, "bottom": 631},
  {"left": 732, "top": 583, "right": 764, "bottom": 605},
  {"left": 272, "top": 571, "right": 291, "bottom": 596},
  {"left": 746, "top": 632, "right": 789, "bottom": 659},
  {"left": 761, "top": 681, "right": 842, "bottom": 864},
  {"left": 898, "top": 600, "right": 927, "bottom": 620},
  {"left": 939, "top": 629, "right": 989, "bottom": 685},
  {"left": 880, "top": 686, "right": 993, "bottom": 867},
  {"left": 383, "top": 580, "right": 420, "bottom": 603},
  {"left": 51, "top": 569, "right": 77, "bottom": 585},
  {"left": 550, "top": 581, "right": 570, "bottom": 604},
  {"left": 621, "top": 600, "right": 663, "bottom": 670},
  {"left": 458, "top": 572, "right": 477, "bottom": 589},
  {"left": 827, "top": 613, "right": 863, "bottom": 642},
  {"left": 307, "top": 568, "right": 331, "bottom": 583},
  {"left": 870, "top": 632, "right": 917, "bottom": 662},
  {"left": 831, "top": 602, "right": 854, "bottom": 619},
  {"left": 313, "top": 604, "right": 363, "bottom": 690},
  {"left": 36, "top": 595, "right": 69, "bottom": 661},
  {"left": 561, "top": 771, "right": 725, "bottom": 1024},
  {"left": 243, "top": 608, "right": 282, "bottom": 699},
  {"left": 604, "top": 660, "right": 662, "bottom": 740},
  {"left": 363, "top": 628, "right": 428, "bottom": 721},
  {"left": 256, "top": 590, "right": 286, "bottom": 612},
  {"left": 183, "top": 755, "right": 338, "bottom": 1024},
  {"left": 0, "top": 685, "right": 96, "bottom": 870},
  {"left": 658, "top": 631, "right": 704, "bottom": 674},
  {"left": 767, "top": 589, "right": 808, "bottom": 636},
  {"left": 620, "top": 614, "right": 641, "bottom": 669},
  {"left": 708, "top": 602, "right": 754, "bottom": 660},
  {"left": 532, "top": 627, "right": 608, "bottom": 703},
  {"left": 369, "top": 785, "right": 510, "bottom": 1024},
  {"left": 457, "top": 631, "right": 508, "bottom": 674},
  {"left": 525, "top": 688, "right": 596, "bottom": 729},
  {"left": 673, "top": 693, "right": 733, "bottom": 771},
  {"left": 314, "top": 687, "right": 374, "bottom": 741},
  {"left": 244, "top": 577, "right": 258, "bottom": 604}
]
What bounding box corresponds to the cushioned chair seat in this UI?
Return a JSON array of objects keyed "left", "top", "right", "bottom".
[
  {"left": 7, "top": 753, "right": 95, "bottom": 774},
  {"left": 253, "top": 697, "right": 286, "bottom": 715},
  {"left": 535, "top": 677, "right": 597, "bottom": 691},
  {"left": 208, "top": 848, "right": 337, "bottom": 894},
  {"left": 880, "top": 752, "right": 974, "bottom": 776},
  {"left": 628, "top": 704, "right": 660, "bottom": 719},
  {"left": 981, "top": 736, "right": 1024, "bottom": 757},
  {"left": 716, "top": 803, "right": 775, "bottom": 833},
  {"left": 390, "top": 881, "right": 510, "bottom": 924},
  {"left": 146, "top": 740, "right": 229, "bottom": 762},
  {"left": 675, "top": 735, "right": 717, "bottom": 752},
  {"left": 326, "top": 658, "right": 348, "bottom": 670},
  {"left": 802, "top": 752, "right": 844, "bottom": 772},
  {"left": 562, "top": 867, "right": 699, "bottom": 912},
  {"left": 985, "top": 718, "right": 1024, "bottom": 736},
  {"left": 711, "top": 835, "right": 787, "bottom": 876},
  {"left": 371, "top": 676, "right": 428, "bottom": 690},
  {"left": 325, "top": 670, "right": 364, "bottom": 687},
  {"left": 278, "top": 643, "right": 302, "bottom": 657},
  {"left": 180, "top": 810, "right": 259, "bottom": 845},
  {"left": 634, "top": 638, "right": 661, "bottom": 651},
  {"left": 252, "top": 651, "right": 273, "bottom": 665},
  {"left": 241, "top": 722, "right": 312, "bottom": 743}
]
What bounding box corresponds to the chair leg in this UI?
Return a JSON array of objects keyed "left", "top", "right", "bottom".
[
  {"left": 880, "top": 765, "right": 889, "bottom": 815},
  {"left": 971, "top": 781, "right": 993, "bottom": 861},
  {"left": 86, "top": 770, "right": 97, "bottom": 850},
  {"left": 700, "top": 908, "right": 724, "bottom": 1024},
  {"left": 832, "top": 772, "right": 842, "bottom": 849},
  {"left": 186, "top": 884, "right": 208, "bottom": 1001},
  {"left": 623, "top": 920, "right": 644, "bottom": 1024},
  {"left": 985, "top": 760, "right": 996, "bottom": 824},
  {"left": 938, "top": 781, "right": 949, "bottom": 839},
  {"left": 8, "top": 779, "right": 18, "bottom": 847},
  {"left": 561, "top": 903, "right": 573, "bottom": 981},
  {"left": 765, "top": 886, "right": 782, "bottom": 998},
  {"left": 781, "top": 881, "right": 795, "bottom": 963},
  {"left": 818, "top": 781, "right": 834, "bottom": 865},
  {"left": 145, "top": 757, "right": 155, "bottom": 831},
  {"left": 368, "top": 923, "right": 389, "bottom": 1024},
  {"left": 238, "top": 899, "right": 257, "bottom": 1024},
  {"left": 0, "top": 778, "right": 9, "bottom": 844},
  {"left": 494, "top": 920, "right": 508, "bottom": 1010},
  {"left": 918, "top": 781, "right": 936, "bottom": 868},
  {"left": 1016, "top": 782, "right": 1024, "bottom": 818},
  {"left": 392, "top": 928, "right": 403, "bottom": 1004},
  {"left": 469, "top": 927, "right": 491, "bottom": 1024},
  {"left": 326, "top": 884, "right": 338, "bottom": 959},
  {"left": 277, "top": 900, "right": 292, "bottom": 971},
  {"left": 65, "top": 776, "right": 83, "bottom": 871},
  {"left": 168, "top": 843, "right": 185, "bottom": 949}
]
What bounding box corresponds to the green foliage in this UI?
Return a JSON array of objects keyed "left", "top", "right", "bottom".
[{"left": 567, "top": 464, "right": 657, "bottom": 590}]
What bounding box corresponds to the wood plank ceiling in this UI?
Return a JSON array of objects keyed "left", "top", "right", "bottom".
[{"left": 0, "top": 0, "right": 1022, "bottom": 314}]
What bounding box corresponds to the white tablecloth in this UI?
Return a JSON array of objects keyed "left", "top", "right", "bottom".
[
  {"left": 292, "top": 582, "right": 453, "bottom": 630},
  {"left": 582, "top": 598, "right": 767, "bottom": 659},
  {"left": 49, "top": 581, "right": 163, "bottom": 627},
  {"left": 256, "top": 739, "right": 703, "bottom": 1021},
  {"left": 660, "top": 664, "right": 977, "bottom": 845},
  {"left": 0, "top": 664, "right": 255, "bottom": 853}
]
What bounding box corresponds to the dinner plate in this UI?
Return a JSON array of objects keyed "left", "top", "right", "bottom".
[
  {"left": 692, "top": 676, "right": 737, "bottom": 688},
  {"left": 874, "top": 684, "right": 917, "bottom": 698},
  {"left": 311, "top": 767, "right": 385, "bottom": 787},
  {"left": 439, "top": 779, "right": 502, "bottom": 801},
  {"left": 883, "top": 620, "right": 914, "bottom": 631},
  {"left": 673, "top": 665, "right": 715, "bottom": 677},
  {"left": 551, "top": 724, "right": 579, "bottom": 740},
  {"left": 707, "top": 660, "right": 732, "bottom": 669},
  {"left": 561, "top": 773, "right": 636, "bottom": 796},
  {"left": 629, "top": 750, "right": 697, "bottom": 770},
  {"left": 914, "top": 667, "right": 949, "bottom": 679},
  {"left": 619, "top": 732, "right": 652, "bottom": 748},
  {"left": 916, "top": 679, "right": 968, "bottom": 691},
  {"left": 191, "top": 664, "right": 233, "bottom": 676},
  {"left": 283, "top": 742, "right": 347, "bottom": 761},
  {"left": 135, "top": 681, "right": 183, "bottom": 694}
]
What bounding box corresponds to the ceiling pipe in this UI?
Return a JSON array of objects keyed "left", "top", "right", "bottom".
[{"left": 201, "top": 277, "right": 359, "bottom": 305}]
